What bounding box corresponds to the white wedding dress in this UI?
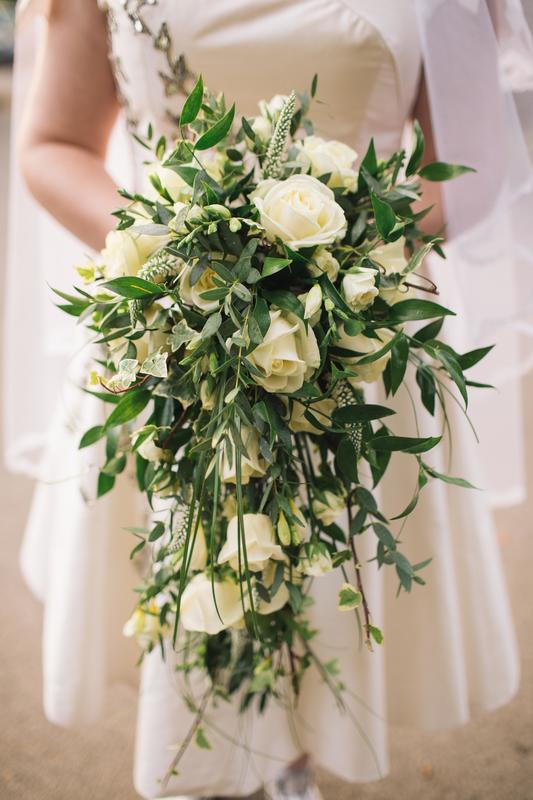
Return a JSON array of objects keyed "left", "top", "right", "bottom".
[{"left": 17, "top": 1, "right": 520, "bottom": 798}]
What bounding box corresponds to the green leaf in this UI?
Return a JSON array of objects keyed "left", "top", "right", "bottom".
[
  {"left": 387, "top": 299, "right": 455, "bottom": 323},
  {"left": 102, "top": 276, "right": 164, "bottom": 299},
  {"left": 104, "top": 389, "right": 151, "bottom": 431},
  {"left": 335, "top": 438, "right": 359, "bottom": 483},
  {"left": 262, "top": 290, "right": 304, "bottom": 319},
  {"left": 369, "top": 434, "right": 442, "bottom": 454},
  {"left": 97, "top": 471, "right": 115, "bottom": 498},
  {"left": 358, "top": 138, "right": 378, "bottom": 191},
  {"left": 201, "top": 311, "right": 222, "bottom": 339},
  {"left": 373, "top": 523, "right": 396, "bottom": 550},
  {"left": 195, "top": 104, "right": 236, "bottom": 150},
  {"left": 368, "top": 625, "right": 384, "bottom": 645},
  {"left": 371, "top": 192, "right": 396, "bottom": 239},
  {"left": 261, "top": 257, "right": 292, "bottom": 279},
  {"left": 412, "top": 317, "right": 444, "bottom": 344},
  {"left": 390, "top": 332, "right": 409, "bottom": 395},
  {"left": 418, "top": 162, "right": 475, "bottom": 182},
  {"left": 148, "top": 521, "right": 166, "bottom": 542},
  {"left": 179, "top": 75, "right": 204, "bottom": 126},
  {"left": 195, "top": 727, "right": 212, "bottom": 750},
  {"left": 431, "top": 345, "right": 468, "bottom": 406},
  {"left": 249, "top": 297, "right": 271, "bottom": 345},
  {"left": 332, "top": 404, "right": 395, "bottom": 424},
  {"left": 406, "top": 119, "right": 425, "bottom": 176},
  {"left": 423, "top": 463, "right": 478, "bottom": 489},
  {"left": 416, "top": 367, "right": 436, "bottom": 415},
  {"left": 79, "top": 425, "right": 105, "bottom": 449},
  {"left": 311, "top": 73, "right": 318, "bottom": 98},
  {"left": 355, "top": 330, "right": 402, "bottom": 365},
  {"left": 458, "top": 345, "right": 494, "bottom": 370},
  {"left": 338, "top": 583, "right": 362, "bottom": 611}
]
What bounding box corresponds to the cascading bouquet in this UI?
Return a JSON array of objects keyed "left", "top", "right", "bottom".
[{"left": 55, "top": 76, "right": 490, "bottom": 770}]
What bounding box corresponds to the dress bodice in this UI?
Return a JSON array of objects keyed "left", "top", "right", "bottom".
[{"left": 100, "top": 0, "right": 421, "bottom": 158}]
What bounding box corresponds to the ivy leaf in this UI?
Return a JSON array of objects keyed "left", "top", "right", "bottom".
[
  {"left": 338, "top": 583, "right": 362, "bottom": 611},
  {"left": 368, "top": 625, "right": 384, "bottom": 645},
  {"left": 179, "top": 75, "right": 204, "bottom": 126},
  {"left": 195, "top": 104, "right": 236, "bottom": 151},
  {"left": 168, "top": 320, "right": 196, "bottom": 351},
  {"left": 140, "top": 350, "right": 168, "bottom": 378},
  {"left": 418, "top": 162, "right": 475, "bottom": 181}
]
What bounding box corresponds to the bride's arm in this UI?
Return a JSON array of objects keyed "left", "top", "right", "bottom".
[
  {"left": 411, "top": 72, "right": 445, "bottom": 238},
  {"left": 18, "top": 0, "right": 122, "bottom": 251}
]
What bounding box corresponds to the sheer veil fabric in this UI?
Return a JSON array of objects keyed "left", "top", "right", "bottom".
[{"left": 2, "top": 1, "right": 532, "bottom": 796}]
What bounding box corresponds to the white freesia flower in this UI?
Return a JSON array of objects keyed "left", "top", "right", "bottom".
[
  {"left": 295, "top": 135, "right": 358, "bottom": 191},
  {"left": 307, "top": 247, "right": 341, "bottom": 281},
  {"left": 179, "top": 264, "right": 219, "bottom": 313},
  {"left": 252, "top": 174, "right": 347, "bottom": 250},
  {"left": 312, "top": 490, "right": 346, "bottom": 526},
  {"left": 304, "top": 284, "right": 323, "bottom": 320},
  {"left": 258, "top": 93, "right": 289, "bottom": 120},
  {"left": 302, "top": 547, "right": 334, "bottom": 577},
  {"left": 180, "top": 573, "right": 245, "bottom": 634},
  {"left": 342, "top": 268, "right": 379, "bottom": 312},
  {"left": 219, "top": 426, "right": 267, "bottom": 484},
  {"left": 288, "top": 398, "right": 336, "bottom": 435},
  {"left": 123, "top": 601, "right": 166, "bottom": 649},
  {"left": 336, "top": 328, "right": 393, "bottom": 384},
  {"left": 218, "top": 513, "right": 284, "bottom": 572},
  {"left": 248, "top": 309, "right": 320, "bottom": 393}
]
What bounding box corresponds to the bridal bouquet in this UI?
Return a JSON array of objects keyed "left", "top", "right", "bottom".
[{"left": 56, "top": 77, "right": 489, "bottom": 768}]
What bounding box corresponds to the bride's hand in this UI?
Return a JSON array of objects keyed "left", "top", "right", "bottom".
[{"left": 18, "top": 0, "right": 123, "bottom": 251}]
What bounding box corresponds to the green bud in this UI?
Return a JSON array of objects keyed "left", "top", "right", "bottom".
[
  {"left": 229, "top": 218, "right": 242, "bottom": 232},
  {"left": 324, "top": 298, "right": 335, "bottom": 312},
  {"left": 205, "top": 203, "right": 231, "bottom": 220}
]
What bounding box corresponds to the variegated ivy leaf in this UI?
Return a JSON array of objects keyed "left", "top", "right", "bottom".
[
  {"left": 338, "top": 583, "right": 362, "bottom": 611},
  {"left": 168, "top": 320, "right": 196, "bottom": 351},
  {"left": 140, "top": 349, "right": 168, "bottom": 378},
  {"left": 107, "top": 358, "right": 139, "bottom": 390}
]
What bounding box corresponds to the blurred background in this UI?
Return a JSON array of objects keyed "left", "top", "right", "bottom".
[{"left": 0, "top": 2, "right": 532, "bottom": 798}]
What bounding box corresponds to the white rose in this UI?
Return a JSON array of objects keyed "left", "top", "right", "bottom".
[
  {"left": 302, "top": 546, "right": 334, "bottom": 577},
  {"left": 253, "top": 174, "right": 347, "bottom": 250},
  {"left": 179, "top": 264, "right": 220, "bottom": 313},
  {"left": 123, "top": 601, "right": 166, "bottom": 649},
  {"left": 248, "top": 309, "right": 320, "bottom": 393},
  {"left": 295, "top": 135, "right": 358, "bottom": 191},
  {"left": 258, "top": 94, "right": 289, "bottom": 120},
  {"left": 336, "top": 328, "right": 393, "bottom": 384},
  {"left": 342, "top": 268, "right": 379, "bottom": 312},
  {"left": 180, "top": 573, "right": 245, "bottom": 634},
  {"left": 307, "top": 247, "right": 340, "bottom": 282},
  {"left": 312, "top": 490, "right": 346, "bottom": 526},
  {"left": 289, "top": 398, "right": 336, "bottom": 435},
  {"left": 219, "top": 426, "right": 267, "bottom": 485},
  {"left": 218, "top": 513, "right": 284, "bottom": 572},
  {"left": 102, "top": 226, "right": 168, "bottom": 279}
]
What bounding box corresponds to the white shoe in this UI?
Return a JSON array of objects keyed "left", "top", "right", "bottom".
[{"left": 265, "top": 764, "right": 324, "bottom": 800}]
